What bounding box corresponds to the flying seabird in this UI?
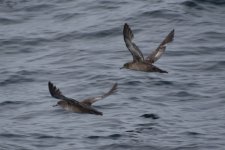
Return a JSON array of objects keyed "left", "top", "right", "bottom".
[
  {"left": 121, "top": 23, "right": 174, "bottom": 73},
  {"left": 48, "top": 81, "right": 117, "bottom": 115}
]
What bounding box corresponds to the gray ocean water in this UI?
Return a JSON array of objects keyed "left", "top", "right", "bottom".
[{"left": 1, "top": 0, "right": 225, "bottom": 149}]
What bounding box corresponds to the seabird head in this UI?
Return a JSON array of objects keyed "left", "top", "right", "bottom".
[{"left": 120, "top": 63, "right": 130, "bottom": 69}]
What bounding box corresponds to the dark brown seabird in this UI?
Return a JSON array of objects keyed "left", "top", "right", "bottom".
[
  {"left": 48, "top": 81, "right": 117, "bottom": 115},
  {"left": 121, "top": 23, "right": 175, "bottom": 73}
]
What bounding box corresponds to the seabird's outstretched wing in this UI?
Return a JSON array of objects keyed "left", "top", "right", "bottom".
[
  {"left": 123, "top": 23, "right": 144, "bottom": 62},
  {"left": 48, "top": 81, "right": 80, "bottom": 104},
  {"left": 80, "top": 83, "right": 117, "bottom": 106},
  {"left": 48, "top": 81, "right": 103, "bottom": 115},
  {"left": 145, "top": 29, "right": 174, "bottom": 64}
]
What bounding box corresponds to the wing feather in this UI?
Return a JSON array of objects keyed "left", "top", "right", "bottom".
[
  {"left": 80, "top": 83, "right": 117, "bottom": 106},
  {"left": 123, "top": 23, "right": 144, "bottom": 62},
  {"left": 146, "top": 29, "right": 174, "bottom": 64},
  {"left": 48, "top": 81, "right": 80, "bottom": 104}
]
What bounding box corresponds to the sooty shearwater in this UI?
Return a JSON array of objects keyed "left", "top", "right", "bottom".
[
  {"left": 48, "top": 81, "right": 117, "bottom": 115},
  {"left": 121, "top": 23, "right": 174, "bottom": 73}
]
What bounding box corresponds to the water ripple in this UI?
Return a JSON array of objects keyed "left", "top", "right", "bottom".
[{"left": 0, "top": 0, "right": 225, "bottom": 150}]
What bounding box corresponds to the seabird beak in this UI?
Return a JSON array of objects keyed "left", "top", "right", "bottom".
[
  {"left": 120, "top": 66, "right": 124, "bottom": 69},
  {"left": 52, "top": 104, "right": 58, "bottom": 107}
]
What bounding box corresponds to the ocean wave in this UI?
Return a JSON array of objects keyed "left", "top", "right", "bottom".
[
  {"left": 137, "top": 9, "right": 183, "bottom": 22},
  {"left": 87, "top": 133, "right": 122, "bottom": 140},
  {"left": 53, "top": 26, "right": 120, "bottom": 42},
  {"left": 53, "top": 12, "right": 82, "bottom": 21},
  {"left": 0, "top": 37, "right": 52, "bottom": 54},
  {"left": 193, "top": 0, "right": 225, "bottom": 5},
  {"left": 23, "top": 4, "right": 54, "bottom": 12},
  {"left": 181, "top": 1, "right": 203, "bottom": 9},
  {"left": 0, "top": 101, "right": 25, "bottom": 106},
  {"left": 0, "top": 75, "right": 34, "bottom": 86},
  {"left": 0, "top": 70, "right": 39, "bottom": 86},
  {"left": 182, "top": 0, "right": 225, "bottom": 8},
  {"left": 0, "top": 133, "right": 28, "bottom": 138},
  {"left": 0, "top": 17, "right": 23, "bottom": 25}
]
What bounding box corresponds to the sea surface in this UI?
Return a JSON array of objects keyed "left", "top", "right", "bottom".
[{"left": 0, "top": 0, "right": 225, "bottom": 149}]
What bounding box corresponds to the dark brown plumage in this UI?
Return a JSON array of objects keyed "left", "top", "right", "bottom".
[
  {"left": 121, "top": 23, "right": 174, "bottom": 73},
  {"left": 48, "top": 81, "right": 117, "bottom": 115}
]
